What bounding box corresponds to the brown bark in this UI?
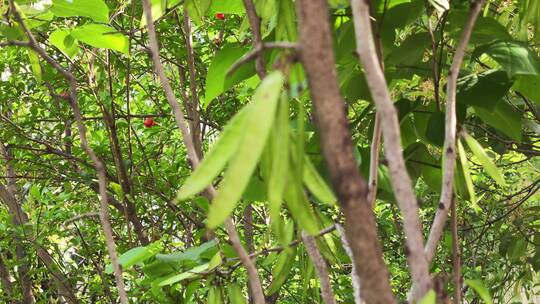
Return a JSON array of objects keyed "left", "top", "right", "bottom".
[
  {"left": 296, "top": 1, "right": 396, "bottom": 303},
  {"left": 242, "top": 0, "right": 267, "bottom": 78},
  {"left": 351, "top": 0, "right": 432, "bottom": 299}
]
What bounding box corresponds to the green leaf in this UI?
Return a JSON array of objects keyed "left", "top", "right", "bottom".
[
  {"left": 185, "top": 0, "right": 212, "bottom": 25},
  {"left": 267, "top": 247, "right": 296, "bottom": 295},
  {"left": 27, "top": 49, "right": 42, "bottom": 82},
  {"left": 385, "top": 32, "right": 431, "bottom": 67},
  {"left": 303, "top": 156, "right": 336, "bottom": 205},
  {"left": 49, "top": 29, "right": 80, "bottom": 58},
  {"left": 176, "top": 107, "right": 250, "bottom": 201},
  {"left": 70, "top": 24, "right": 129, "bottom": 54},
  {"left": 513, "top": 75, "right": 540, "bottom": 106},
  {"left": 207, "top": 286, "right": 222, "bottom": 304},
  {"left": 204, "top": 45, "right": 256, "bottom": 105},
  {"left": 142, "top": 260, "right": 175, "bottom": 278},
  {"left": 463, "top": 134, "right": 506, "bottom": 187},
  {"left": 50, "top": 0, "right": 109, "bottom": 23},
  {"left": 419, "top": 290, "right": 437, "bottom": 304},
  {"left": 227, "top": 283, "right": 246, "bottom": 304},
  {"left": 139, "top": 0, "right": 166, "bottom": 27},
  {"left": 473, "top": 100, "right": 522, "bottom": 142},
  {"left": 472, "top": 40, "right": 540, "bottom": 76},
  {"left": 156, "top": 240, "right": 217, "bottom": 264},
  {"left": 464, "top": 279, "right": 493, "bottom": 304},
  {"left": 105, "top": 242, "right": 162, "bottom": 274},
  {"left": 426, "top": 112, "right": 445, "bottom": 147},
  {"left": 267, "top": 94, "right": 290, "bottom": 221},
  {"left": 276, "top": 0, "right": 297, "bottom": 41},
  {"left": 456, "top": 70, "right": 513, "bottom": 111},
  {"left": 446, "top": 13, "right": 511, "bottom": 45},
  {"left": 158, "top": 263, "right": 209, "bottom": 286},
  {"left": 283, "top": 183, "right": 319, "bottom": 235},
  {"left": 457, "top": 139, "right": 476, "bottom": 203},
  {"left": 210, "top": 0, "right": 245, "bottom": 14},
  {"left": 207, "top": 72, "right": 284, "bottom": 228}
]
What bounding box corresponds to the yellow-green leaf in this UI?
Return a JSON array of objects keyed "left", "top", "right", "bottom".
[
  {"left": 465, "top": 279, "right": 493, "bottom": 304},
  {"left": 70, "top": 24, "right": 128, "bottom": 54},
  {"left": 207, "top": 71, "right": 284, "bottom": 228},
  {"left": 457, "top": 139, "right": 476, "bottom": 203},
  {"left": 227, "top": 283, "right": 246, "bottom": 304},
  {"left": 268, "top": 94, "right": 290, "bottom": 221},
  {"left": 463, "top": 134, "right": 506, "bottom": 187},
  {"left": 51, "top": 0, "right": 109, "bottom": 23},
  {"left": 303, "top": 156, "right": 336, "bottom": 205},
  {"left": 176, "top": 106, "right": 251, "bottom": 201}
]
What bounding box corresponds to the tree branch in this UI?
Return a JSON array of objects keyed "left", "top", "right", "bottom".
[
  {"left": 296, "top": 1, "right": 396, "bottom": 303},
  {"left": 242, "top": 0, "right": 267, "bottom": 78},
  {"left": 351, "top": 0, "right": 432, "bottom": 300},
  {"left": 302, "top": 232, "right": 337, "bottom": 304},
  {"left": 424, "top": 0, "right": 486, "bottom": 264}
]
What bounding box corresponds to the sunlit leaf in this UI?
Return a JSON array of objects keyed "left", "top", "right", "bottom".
[
  {"left": 463, "top": 134, "right": 506, "bottom": 187},
  {"left": 158, "top": 263, "right": 209, "bottom": 286},
  {"left": 457, "top": 139, "right": 476, "bottom": 203},
  {"left": 70, "top": 24, "right": 128, "bottom": 54},
  {"left": 49, "top": 29, "right": 80, "bottom": 58},
  {"left": 50, "top": 0, "right": 109, "bottom": 22},
  {"left": 268, "top": 94, "right": 290, "bottom": 221},
  {"left": 105, "top": 242, "right": 162, "bottom": 274},
  {"left": 185, "top": 0, "right": 212, "bottom": 25},
  {"left": 176, "top": 108, "right": 250, "bottom": 201},
  {"left": 227, "top": 283, "right": 246, "bottom": 304},
  {"left": 465, "top": 279, "right": 493, "bottom": 304},
  {"left": 207, "top": 72, "right": 284, "bottom": 228}
]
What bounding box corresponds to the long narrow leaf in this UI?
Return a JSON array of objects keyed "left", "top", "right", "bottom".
[
  {"left": 268, "top": 94, "right": 290, "bottom": 220},
  {"left": 207, "top": 72, "right": 284, "bottom": 228},
  {"left": 303, "top": 156, "right": 336, "bottom": 205},
  {"left": 283, "top": 183, "right": 319, "bottom": 235},
  {"left": 176, "top": 106, "right": 251, "bottom": 201},
  {"left": 457, "top": 139, "right": 477, "bottom": 203},
  {"left": 463, "top": 134, "right": 506, "bottom": 187}
]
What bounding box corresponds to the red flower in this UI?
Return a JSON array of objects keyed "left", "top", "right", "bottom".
[
  {"left": 144, "top": 117, "right": 156, "bottom": 128},
  {"left": 215, "top": 13, "right": 225, "bottom": 20}
]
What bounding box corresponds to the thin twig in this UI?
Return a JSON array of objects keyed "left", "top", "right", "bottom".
[
  {"left": 227, "top": 42, "right": 298, "bottom": 76},
  {"left": 242, "top": 0, "right": 267, "bottom": 78},
  {"left": 336, "top": 224, "right": 361, "bottom": 303},
  {"left": 297, "top": 1, "right": 396, "bottom": 303},
  {"left": 424, "top": 0, "right": 486, "bottom": 265},
  {"left": 302, "top": 232, "right": 337, "bottom": 304}
]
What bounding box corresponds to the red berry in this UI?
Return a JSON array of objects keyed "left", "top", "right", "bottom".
[
  {"left": 215, "top": 13, "right": 225, "bottom": 20},
  {"left": 59, "top": 92, "right": 70, "bottom": 98},
  {"left": 144, "top": 117, "right": 155, "bottom": 128}
]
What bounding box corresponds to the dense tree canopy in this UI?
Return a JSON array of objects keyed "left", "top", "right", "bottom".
[{"left": 0, "top": 0, "right": 539, "bottom": 303}]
